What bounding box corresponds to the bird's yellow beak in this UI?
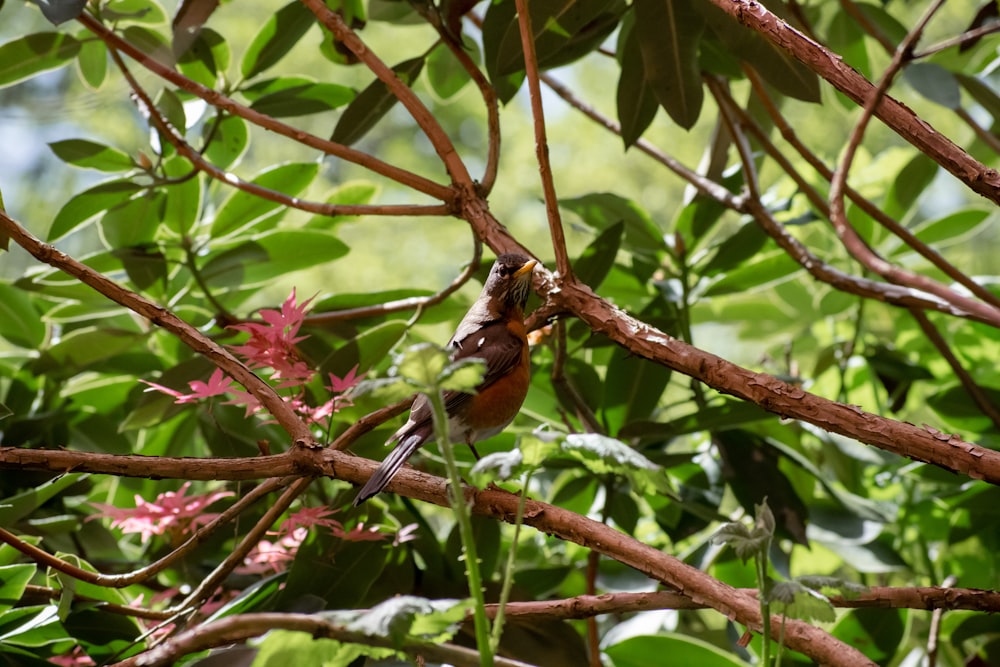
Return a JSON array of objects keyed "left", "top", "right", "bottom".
[{"left": 513, "top": 259, "right": 537, "bottom": 279}]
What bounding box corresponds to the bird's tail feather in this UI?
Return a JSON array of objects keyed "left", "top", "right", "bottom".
[{"left": 353, "top": 434, "right": 426, "bottom": 505}]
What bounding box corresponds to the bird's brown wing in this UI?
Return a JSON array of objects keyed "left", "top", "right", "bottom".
[{"left": 399, "top": 319, "right": 525, "bottom": 436}]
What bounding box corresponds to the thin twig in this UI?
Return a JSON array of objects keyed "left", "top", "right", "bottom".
[
  {"left": 913, "top": 22, "right": 1000, "bottom": 59},
  {"left": 300, "top": 0, "right": 473, "bottom": 187},
  {"left": 828, "top": 0, "right": 1000, "bottom": 328},
  {"left": 305, "top": 236, "right": 482, "bottom": 325},
  {"left": 513, "top": 0, "right": 574, "bottom": 279},
  {"left": 910, "top": 309, "right": 1000, "bottom": 431},
  {"left": 108, "top": 48, "right": 447, "bottom": 219},
  {"left": 77, "top": 13, "right": 454, "bottom": 203}
]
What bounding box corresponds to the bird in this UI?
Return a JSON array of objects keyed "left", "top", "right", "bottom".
[{"left": 353, "top": 253, "right": 537, "bottom": 505}]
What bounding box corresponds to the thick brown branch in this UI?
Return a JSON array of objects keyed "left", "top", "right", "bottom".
[{"left": 706, "top": 0, "right": 1000, "bottom": 205}]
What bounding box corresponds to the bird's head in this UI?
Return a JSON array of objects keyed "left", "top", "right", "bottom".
[{"left": 482, "top": 253, "right": 537, "bottom": 314}]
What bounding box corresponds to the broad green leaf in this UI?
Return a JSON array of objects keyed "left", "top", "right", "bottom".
[
  {"left": 602, "top": 349, "right": 670, "bottom": 434},
  {"left": 769, "top": 581, "right": 836, "bottom": 623},
  {"left": 396, "top": 342, "right": 450, "bottom": 389},
  {"left": 48, "top": 139, "right": 133, "bottom": 172},
  {"left": 332, "top": 57, "right": 425, "bottom": 146},
  {"left": 700, "top": 222, "right": 769, "bottom": 276},
  {"left": 0, "top": 605, "right": 69, "bottom": 648},
  {"left": 697, "top": 2, "right": 820, "bottom": 103},
  {"left": 99, "top": 190, "right": 165, "bottom": 249},
  {"left": 825, "top": 6, "right": 870, "bottom": 77},
  {"left": 49, "top": 180, "right": 144, "bottom": 242},
  {"left": 75, "top": 38, "right": 107, "bottom": 88},
  {"left": 0, "top": 565, "right": 35, "bottom": 613},
  {"left": 606, "top": 634, "right": 745, "bottom": 667},
  {"left": 616, "top": 18, "right": 658, "bottom": 148},
  {"left": 832, "top": 608, "right": 906, "bottom": 664},
  {"left": 121, "top": 26, "right": 171, "bottom": 62},
  {"left": 277, "top": 529, "right": 390, "bottom": 609},
  {"left": 0, "top": 474, "right": 87, "bottom": 527},
  {"left": 324, "top": 320, "right": 409, "bottom": 379},
  {"left": 904, "top": 62, "right": 960, "bottom": 109},
  {"left": 620, "top": 399, "right": 772, "bottom": 439},
  {"left": 34, "top": 0, "right": 88, "bottom": 24},
  {"left": 634, "top": 0, "right": 704, "bottom": 129},
  {"left": 242, "top": 229, "right": 348, "bottom": 283},
  {"left": 204, "top": 572, "right": 287, "bottom": 622},
  {"left": 161, "top": 157, "right": 202, "bottom": 236},
  {"left": 882, "top": 154, "right": 937, "bottom": 220},
  {"left": 343, "top": 595, "right": 465, "bottom": 645},
  {"left": 201, "top": 241, "right": 269, "bottom": 289},
  {"left": 202, "top": 114, "right": 248, "bottom": 170},
  {"left": 0, "top": 283, "right": 46, "bottom": 349},
  {"left": 561, "top": 192, "right": 664, "bottom": 257},
  {"left": 703, "top": 251, "right": 800, "bottom": 296},
  {"left": 305, "top": 180, "right": 379, "bottom": 227},
  {"left": 904, "top": 208, "right": 992, "bottom": 250},
  {"left": 928, "top": 384, "right": 1000, "bottom": 433},
  {"left": 253, "top": 629, "right": 389, "bottom": 666},
  {"left": 112, "top": 245, "right": 167, "bottom": 290},
  {"left": 0, "top": 33, "right": 80, "bottom": 89},
  {"left": 574, "top": 221, "right": 623, "bottom": 289},
  {"left": 210, "top": 162, "right": 319, "bottom": 237},
  {"left": 38, "top": 328, "right": 145, "bottom": 376},
  {"left": 484, "top": 0, "right": 626, "bottom": 78},
  {"left": 426, "top": 39, "right": 475, "bottom": 101},
  {"left": 241, "top": 1, "right": 315, "bottom": 79},
  {"left": 177, "top": 27, "right": 229, "bottom": 88},
  {"left": 249, "top": 82, "right": 355, "bottom": 117},
  {"left": 958, "top": 73, "right": 1000, "bottom": 122},
  {"left": 103, "top": 0, "right": 167, "bottom": 24}
]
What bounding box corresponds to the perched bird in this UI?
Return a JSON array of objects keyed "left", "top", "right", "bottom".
[{"left": 354, "top": 253, "right": 537, "bottom": 505}]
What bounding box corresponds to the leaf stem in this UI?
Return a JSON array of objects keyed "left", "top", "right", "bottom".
[
  {"left": 490, "top": 468, "right": 532, "bottom": 652},
  {"left": 426, "top": 388, "right": 494, "bottom": 667}
]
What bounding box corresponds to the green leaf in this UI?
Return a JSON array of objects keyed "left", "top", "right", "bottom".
[
  {"left": 904, "top": 62, "right": 960, "bottom": 109},
  {"left": 112, "top": 245, "right": 167, "bottom": 290},
  {"left": 0, "top": 33, "right": 80, "bottom": 89},
  {"left": 0, "top": 565, "right": 35, "bottom": 613},
  {"left": 177, "top": 27, "right": 229, "bottom": 88},
  {"left": 240, "top": 0, "right": 315, "bottom": 78},
  {"left": 697, "top": 2, "right": 820, "bottom": 103},
  {"left": 48, "top": 180, "right": 143, "bottom": 241},
  {"left": 325, "top": 321, "right": 410, "bottom": 380},
  {"left": 396, "top": 342, "right": 451, "bottom": 390},
  {"left": 928, "top": 383, "right": 1000, "bottom": 432},
  {"left": 202, "top": 114, "right": 248, "bottom": 170},
  {"left": 33, "top": 0, "right": 88, "bottom": 24},
  {"left": 832, "top": 608, "right": 905, "bottom": 664},
  {"left": 602, "top": 349, "right": 671, "bottom": 434},
  {"left": 249, "top": 81, "right": 355, "bottom": 117},
  {"left": 574, "top": 220, "right": 623, "bottom": 289},
  {"left": 958, "top": 73, "right": 1000, "bottom": 122},
  {"left": 701, "top": 222, "right": 769, "bottom": 276},
  {"left": 0, "top": 283, "right": 46, "bottom": 349},
  {"left": 243, "top": 229, "right": 349, "bottom": 283},
  {"left": 768, "top": 581, "right": 836, "bottom": 623},
  {"left": 616, "top": 17, "right": 658, "bottom": 148},
  {"left": 620, "top": 399, "right": 772, "bottom": 439},
  {"left": 305, "top": 180, "right": 379, "bottom": 227},
  {"left": 343, "top": 596, "right": 465, "bottom": 646},
  {"left": 633, "top": 0, "right": 704, "bottom": 129},
  {"left": 204, "top": 572, "right": 287, "bottom": 622},
  {"left": 483, "top": 0, "right": 626, "bottom": 78},
  {"left": 48, "top": 139, "right": 133, "bottom": 172},
  {"left": 703, "top": 251, "right": 800, "bottom": 296},
  {"left": 882, "top": 154, "right": 937, "bottom": 220},
  {"left": 103, "top": 0, "right": 167, "bottom": 24},
  {"left": 426, "top": 39, "right": 474, "bottom": 101},
  {"left": 561, "top": 192, "right": 664, "bottom": 258},
  {"left": 210, "top": 162, "right": 319, "bottom": 237},
  {"left": 37, "top": 328, "right": 144, "bottom": 376},
  {"left": 0, "top": 474, "right": 87, "bottom": 527},
  {"left": 332, "top": 57, "right": 425, "bottom": 146},
  {"left": 254, "top": 629, "right": 390, "bottom": 665},
  {"left": 606, "top": 634, "right": 746, "bottom": 667},
  {"left": 200, "top": 240, "right": 269, "bottom": 289},
  {"left": 905, "top": 208, "right": 992, "bottom": 250},
  {"left": 75, "top": 38, "right": 107, "bottom": 88},
  {"left": 99, "top": 190, "right": 165, "bottom": 249},
  {"left": 160, "top": 157, "right": 202, "bottom": 236}
]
